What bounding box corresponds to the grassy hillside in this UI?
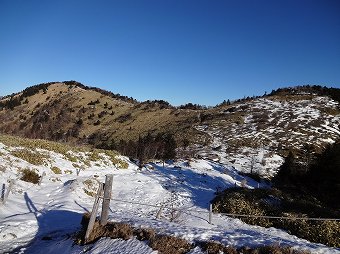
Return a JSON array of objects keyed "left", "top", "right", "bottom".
[
  {"left": 1, "top": 82, "right": 339, "bottom": 175},
  {"left": 0, "top": 82, "right": 202, "bottom": 146},
  {"left": 0, "top": 134, "right": 128, "bottom": 170}
]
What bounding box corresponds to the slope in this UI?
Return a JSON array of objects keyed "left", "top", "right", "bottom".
[
  {"left": 1, "top": 82, "right": 340, "bottom": 178},
  {"left": 0, "top": 135, "right": 339, "bottom": 253},
  {"left": 0, "top": 81, "right": 200, "bottom": 146}
]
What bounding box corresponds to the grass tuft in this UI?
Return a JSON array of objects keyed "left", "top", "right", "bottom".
[
  {"left": 51, "top": 166, "right": 62, "bottom": 174},
  {"left": 20, "top": 168, "right": 40, "bottom": 184},
  {"left": 11, "top": 149, "right": 48, "bottom": 166}
]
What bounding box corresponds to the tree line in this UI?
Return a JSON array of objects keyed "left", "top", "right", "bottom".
[
  {"left": 273, "top": 141, "right": 340, "bottom": 209},
  {"left": 92, "top": 132, "right": 177, "bottom": 167}
]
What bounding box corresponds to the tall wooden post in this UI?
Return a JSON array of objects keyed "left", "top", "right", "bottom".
[
  {"left": 39, "top": 172, "right": 46, "bottom": 186},
  {"left": 100, "top": 174, "right": 113, "bottom": 226},
  {"left": 1, "top": 184, "right": 5, "bottom": 202},
  {"left": 209, "top": 203, "right": 213, "bottom": 224},
  {"left": 3, "top": 180, "right": 13, "bottom": 204},
  {"left": 85, "top": 182, "right": 104, "bottom": 243},
  {"left": 156, "top": 205, "right": 164, "bottom": 219}
]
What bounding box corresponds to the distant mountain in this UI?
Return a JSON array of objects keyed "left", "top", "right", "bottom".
[
  {"left": 1, "top": 81, "right": 339, "bottom": 176},
  {"left": 0, "top": 81, "right": 200, "bottom": 145}
]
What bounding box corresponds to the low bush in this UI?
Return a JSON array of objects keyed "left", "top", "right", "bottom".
[
  {"left": 0, "top": 165, "right": 6, "bottom": 172},
  {"left": 51, "top": 166, "right": 62, "bottom": 174},
  {"left": 65, "top": 153, "right": 78, "bottom": 162},
  {"left": 239, "top": 172, "right": 266, "bottom": 182},
  {"left": 149, "top": 235, "right": 192, "bottom": 254},
  {"left": 0, "top": 134, "right": 125, "bottom": 168},
  {"left": 239, "top": 245, "right": 310, "bottom": 254},
  {"left": 20, "top": 168, "right": 40, "bottom": 184},
  {"left": 198, "top": 241, "right": 237, "bottom": 254},
  {"left": 212, "top": 188, "right": 340, "bottom": 247},
  {"left": 88, "top": 150, "right": 128, "bottom": 169},
  {"left": 134, "top": 227, "right": 156, "bottom": 241},
  {"left": 77, "top": 213, "right": 311, "bottom": 253},
  {"left": 11, "top": 149, "right": 48, "bottom": 165}
]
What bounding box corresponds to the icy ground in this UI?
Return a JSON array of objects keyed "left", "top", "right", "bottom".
[{"left": 0, "top": 143, "right": 339, "bottom": 253}]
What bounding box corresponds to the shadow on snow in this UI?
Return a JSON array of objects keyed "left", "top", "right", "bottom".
[
  {"left": 8, "top": 192, "right": 83, "bottom": 254},
  {"left": 146, "top": 161, "right": 238, "bottom": 210}
]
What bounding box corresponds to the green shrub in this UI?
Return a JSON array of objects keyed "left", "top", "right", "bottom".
[
  {"left": 11, "top": 149, "right": 48, "bottom": 165},
  {"left": 102, "top": 150, "right": 128, "bottom": 169},
  {"left": 0, "top": 134, "right": 127, "bottom": 170},
  {"left": 212, "top": 188, "right": 340, "bottom": 247},
  {"left": 88, "top": 150, "right": 102, "bottom": 161},
  {"left": 51, "top": 166, "right": 62, "bottom": 174},
  {"left": 65, "top": 153, "right": 78, "bottom": 162},
  {"left": 213, "top": 190, "right": 271, "bottom": 227},
  {"left": 278, "top": 217, "right": 340, "bottom": 247},
  {"left": 20, "top": 168, "right": 40, "bottom": 184},
  {"left": 88, "top": 149, "right": 128, "bottom": 169},
  {"left": 0, "top": 134, "right": 87, "bottom": 156}
]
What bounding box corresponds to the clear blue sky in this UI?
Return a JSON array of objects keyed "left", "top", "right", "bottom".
[{"left": 0, "top": 0, "right": 339, "bottom": 106}]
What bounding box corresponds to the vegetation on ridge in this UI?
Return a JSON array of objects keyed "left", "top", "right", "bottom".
[{"left": 213, "top": 141, "right": 340, "bottom": 247}]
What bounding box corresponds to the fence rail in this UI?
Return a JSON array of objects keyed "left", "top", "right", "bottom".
[
  {"left": 217, "top": 212, "right": 340, "bottom": 221},
  {"left": 85, "top": 175, "right": 340, "bottom": 243},
  {"left": 108, "top": 197, "right": 340, "bottom": 222}
]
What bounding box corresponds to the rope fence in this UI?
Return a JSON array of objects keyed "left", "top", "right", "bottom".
[
  {"left": 108, "top": 197, "right": 340, "bottom": 222},
  {"left": 217, "top": 212, "right": 340, "bottom": 221},
  {"left": 86, "top": 175, "right": 340, "bottom": 242}
]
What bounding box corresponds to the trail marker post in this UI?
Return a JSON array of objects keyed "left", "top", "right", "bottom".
[
  {"left": 100, "top": 174, "right": 113, "bottom": 226},
  {"left": 209, "top": 203, "right": 213, "bottom": 224},
  {"left": 156, "top": 204, "right": 164, "bottom": 219},
  {"left": 2, "top": 180, "right": 13, "bottom": 205},
  {"left": 85, "top": 182, "right": 104, "bottom": 242},
  {"left": 1, "top": 183, "right": 5, "bottom": 202}
]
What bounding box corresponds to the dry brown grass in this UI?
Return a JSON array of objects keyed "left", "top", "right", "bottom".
[
  {"left": 0, "top": 82, "right": 200, "bottom": 147},
  {"left": 11, "top": 149, "right": 48, "bottom": 166},
  {"left": 20, "top": 168, "right": 40, "bottom": 184},
  {"left": 51, "top": 166, "right": 62, "bottom": 174},
  {"left": 198, "top": 241, "right": 237, "bottom": 254},
  {"left": 83, "top": 221, "right": 134, "bottom": 244},
  {"left": 239, "top": 245, "right": 311, "bottom": 254},
  {"left": 77, "top": 213, "right": 310, "bottom": 254},
  {"left": 149, "top": 235, "right": 192, "bottom": 254},
  {"left": 134, "top": 227, "right": 156, "bottom": 241},
  {"left": 0, "top": 134, "right": 128, "bottom": 169}
]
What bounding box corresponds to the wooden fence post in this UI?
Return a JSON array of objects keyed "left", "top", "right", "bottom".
[
  {"left": 85, "top": 183, "right": 104, "bottom": 243},
  {"left": 209, "top": 203, "right": 213, "bottom": 224},
  {"left": 3, "top": 180, "right": 13, "bottom": 205},
  {"left": 1, "top": 183, "right": 5, "bottom": 202},
  {"left": 100, "top": 174, "right": 113, "bottom": 226},
  {"left": 241, "top": 179, "right": 247, "bottom": 188},
  {"left": 39, "top": 172, "right": 46, "bottom": 186},
  {"left": 156, "top": 205, "right": 164, "bottom": 219}
]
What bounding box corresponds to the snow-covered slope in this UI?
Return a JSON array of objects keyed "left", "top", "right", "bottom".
[
  {"left": 193, "top": 96, "right": 340, "bottom": 177},
  {"left": 1, "top": 138, "right": 339, "bottom": 253}
]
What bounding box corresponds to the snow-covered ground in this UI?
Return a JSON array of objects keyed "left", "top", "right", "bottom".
[
  {"left": 194, "top": 96, "right": 340, "bottom": 178},
  {"left": 0, "top": 142, "right": 339, "bottom": 253}
]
